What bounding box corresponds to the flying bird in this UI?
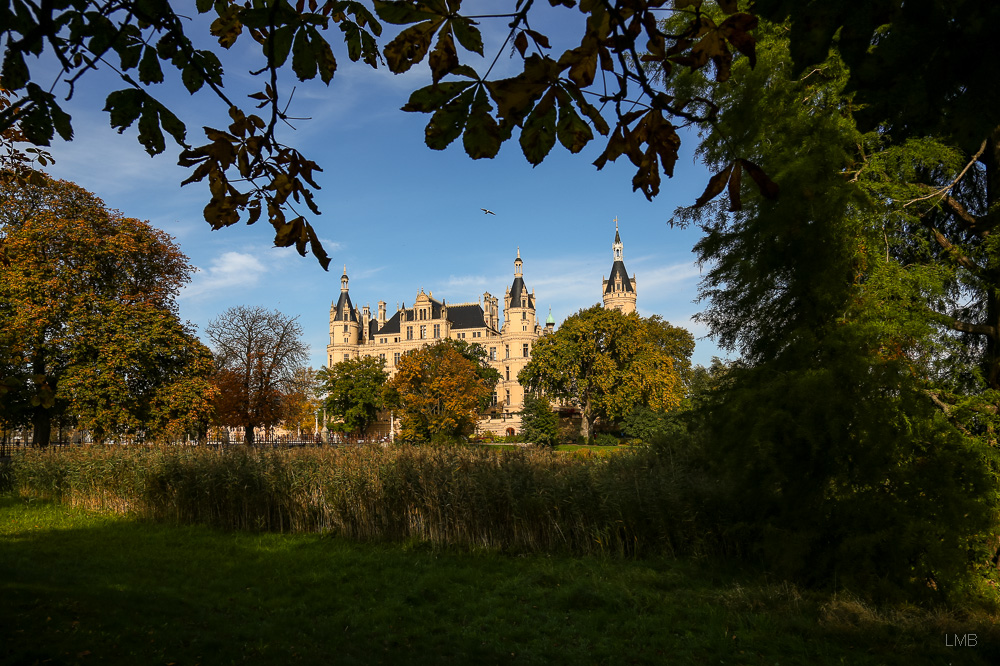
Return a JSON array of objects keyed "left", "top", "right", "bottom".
[{"left": 481, "top": 208, "right": 496, "bottom": 215}]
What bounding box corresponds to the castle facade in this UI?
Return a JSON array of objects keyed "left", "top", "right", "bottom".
[{"left": 327, "top": 226, "right": 636, "bottom": 435}]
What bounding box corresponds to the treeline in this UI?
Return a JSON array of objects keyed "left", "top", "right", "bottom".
[{"left": 0, "top": 177, "right": 322, "bottom": 446}]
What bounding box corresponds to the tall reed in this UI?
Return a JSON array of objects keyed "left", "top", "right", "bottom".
[{"left": 6, "top": 444, "right": 706, "bottom": 556}]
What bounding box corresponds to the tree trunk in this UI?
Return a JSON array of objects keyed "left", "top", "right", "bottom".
[
  {"left": 31, "top": 407, "right": 51, "bottom": 447},
  {"left": 984, "top": 128, "right": 1000, "bottom": 390},
  {"left": 580, "top": 405, "right": 595, "bottom": 442},
  {"left": 243, "top": 422, "right": 255, "bottom": 446}
]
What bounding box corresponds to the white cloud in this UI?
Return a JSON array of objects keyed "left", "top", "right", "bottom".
[{"left": 181, "top": 251, "right": 268, "bottom": 300}]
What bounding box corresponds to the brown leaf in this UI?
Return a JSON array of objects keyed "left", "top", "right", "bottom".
[
  {"left": 740, "top": 159, "right": 780, "bottom": 199},
  {"left": 727, "top": 159, "right": 742, "bottom": 211},
  {"left": 693, "top": 162, "right": 735, "bottom": 207}
]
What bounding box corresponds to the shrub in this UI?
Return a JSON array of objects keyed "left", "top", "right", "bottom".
[{"left": 593, "top": 433, "right": 619, "bottom": 447}]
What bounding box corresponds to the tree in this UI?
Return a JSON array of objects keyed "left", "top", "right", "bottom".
[
  {"left": 320, "top": 356, "right": 388, "bottom": 439},
  {"left": 519, "top": 306, "right": 692, "bottom": 441},
  {"left": 383, "top": 339, "right": 497, "bottom": 443},
  {"left": 0, "top": 176, "right": 215, "bottom": 444},
  {"left": 281, "top": 366, "right": 323, "bottom": 437},
  {"left": 670, "top": 17, "right": 998, "bottom": 595},
  {"left": 206, "top": 305, "right": 308, "bottom": 445},
  {"left": 519, "top": 393, "right": 558, "bottom": 448},
  {"left": 0, "top": 1, "right": 773, "bottom": 268}
]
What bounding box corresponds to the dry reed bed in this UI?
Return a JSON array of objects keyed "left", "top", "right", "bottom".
[{"left": 4, "top": 444, "right": 701, "bottom": 556}]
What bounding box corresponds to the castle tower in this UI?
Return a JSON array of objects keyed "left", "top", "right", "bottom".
[
  {"left": 500, "top": 247, "right": 540, "bottom": 416},
  {"left": 327, "top": 265, "right": 361, "bottom": 366},
  {"left": 602, "top": 220, "right": 637, "bottom": 313}
]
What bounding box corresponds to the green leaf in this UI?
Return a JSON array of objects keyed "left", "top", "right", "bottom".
[
  {"left": 181, "top": 64, "right": 205, "bottom": 94},
  {"left": 271, "top": 25, "right": 296, "bottom": 67},
  {"left": 520, "top": 90, "right": 557, "bottom": 166},
  {"left": 292, "top": 28, "right": 318, "bottom": 80},
  {"left": 429, "top": 30, "right": 458, "bottom": 83},
  {"left": 138, "top": 104, "right": 167, "bottom": 155},
  {"left": 425, "top": 87, "right": 475, "bottom": 150},
  {"left": 374, "top": 1, "right": 441, "bottom": 24},
  {"left": 139, "top": 46, "right": 164, "bottom": 84},
  {"left": 384, "top": 20, "right": 441, "bottom": 74},
  {"left": 104, "top": 89, "right": 145, "bottom": 135},
  {"left": 451, "top": 17, "right": 484, "bottom": 56},
  {"left": 402, "top": 81, "right": 476, "bottom": 113},
  {"left": 463, "top": 88, "right": 501, "bottom": 159},
  {"left": 556, "top": 100, "right": 593, "bottom": 153},
  {"left": 1, "top": 48, "right": 29, "bottom": 89}
]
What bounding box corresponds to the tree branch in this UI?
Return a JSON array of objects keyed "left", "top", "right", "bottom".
[{"left": 903, "top": 138, "right": 987, "bottom": 208}]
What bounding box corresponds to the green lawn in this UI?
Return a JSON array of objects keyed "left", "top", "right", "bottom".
[{"left": 2, "top": 495, "right": 997, "bottom": 665}]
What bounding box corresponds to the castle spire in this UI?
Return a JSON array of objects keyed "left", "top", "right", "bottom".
[
  {"left": 514, "top": 246, "right": 523, "bottom": 277},
  {"left": 613, "top": 220, "right": 623, "bottom": 261},
  {"left": 341, "top": 265, "right": 349, "bottom": 292}
]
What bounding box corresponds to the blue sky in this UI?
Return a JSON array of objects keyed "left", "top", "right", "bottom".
[{"left": 27, "top": 4, "right": 726, "bottom": 369}]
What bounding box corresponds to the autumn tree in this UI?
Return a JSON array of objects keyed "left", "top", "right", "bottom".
[
  {"left": 281, "top": 366, "right": 323, "bottom": 437},
  {"left": 0, "top": 176, "right": 215, "bottom": 444},
  {"left": 319, "top": 356, "right": 388, "bottom": 439},
  {"left": 383, "top": 339, "right": 498, "bottom": 443},
  {"left": 519, "top": 306, "right": 692, "bottom": 441},
  {"left": 206, "top": 305, "right": 308, "bottom": 445}
]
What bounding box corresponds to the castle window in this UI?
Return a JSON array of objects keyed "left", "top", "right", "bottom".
[
  {"left": 433, "top": 324, "right": 440, "bottom": 338},
  {"left": 492, "top": 393, "right": 498, "bottom": 406},
  {"left": 420, "top": 325, "right": 426, "bottom": 339},
  {"left": 505, "top": 366, "right": 510, "bottom": 381},
  {"left": 379, "top": 353, "right": 386, "bottom": 361},
  {"left": 343, "top": 324, "right": 348, "bottom": 333},
  {"left": 394, "top": 352, "right": 400, "bottom": 366},
  {"left": 505, "top": 345, "right": 509, "bottom": 359},
  {"left": 407, "top": 326, "right": 413, "bottom": 340},
  {"left": 490, "top": 347, "right": 496, "bottom": 360},
  {"left": 523, "top": 343, "right": 529, "bottom": 357},
  {"left": 506, "top": 389, "right": 511, "bottom": 404},
  {"left": 522, "top": 311, "right": 526, "bottom": 320},
  {"left": 343, "top": 354, "right": 349, "bottom": 361}
]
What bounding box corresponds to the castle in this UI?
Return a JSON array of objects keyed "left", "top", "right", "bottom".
[{"left": 327, "top": 224, "right": 636, "bottom": 435}]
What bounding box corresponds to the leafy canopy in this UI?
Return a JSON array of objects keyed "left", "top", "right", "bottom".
[
  {"left": 384, "top": 338, "right": 499, "bottom": 443},
  {"left": 519, "top": 305, "right": 691, "bottom": 440},
  {"left": 0, "top": 176, "right": 215, "bottom": 443},
  {"left": 319, "top": 355, "right": 389, "bottom": 438}
]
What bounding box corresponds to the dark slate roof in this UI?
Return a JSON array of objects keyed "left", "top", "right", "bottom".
[
  {"left": 368, "top": 319, "right": 378, "bottom": 340},
  {"left": 448, "top": 304, "right": 487, "bottom": 329},
  {"left": 378, "top": 310, "right": 402, "bottom": 335},
  {"left": 614, "top": 228, "right": 621, "bottom": 244},
  {"left": 509, "top": 277, "right": 534, "bottom": 309},
  {"left": 332, "top": 292, "right": 358, "bottom": 322},
  {"left": 605, "top": 260, "right": 633, "bottom": 293}
]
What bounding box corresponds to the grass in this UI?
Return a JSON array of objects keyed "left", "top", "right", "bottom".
[{"left": 3, "top": 495, "right": 999, "bottom": 666}]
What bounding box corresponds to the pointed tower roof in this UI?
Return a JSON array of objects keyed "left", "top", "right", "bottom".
[
  {"left": 332, "top": 265, "right": 359, "bottom": 322},
  {"left": 606, "top": 221, "right": 633, "bottom": 293},
  {"left": 509, "top": 247, "right": 534, "bottom": 308},
  {"left": 546, "top": 307, "right": 555, "bottom": 325}
]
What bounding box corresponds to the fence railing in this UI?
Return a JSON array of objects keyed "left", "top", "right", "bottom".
[{"left": 0, "top": 434, "right": 352, "bottom": 457}]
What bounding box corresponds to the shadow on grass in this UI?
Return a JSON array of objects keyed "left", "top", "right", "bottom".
[{"left": 2, "top": 495, "right": 998, "bottom": 665}]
